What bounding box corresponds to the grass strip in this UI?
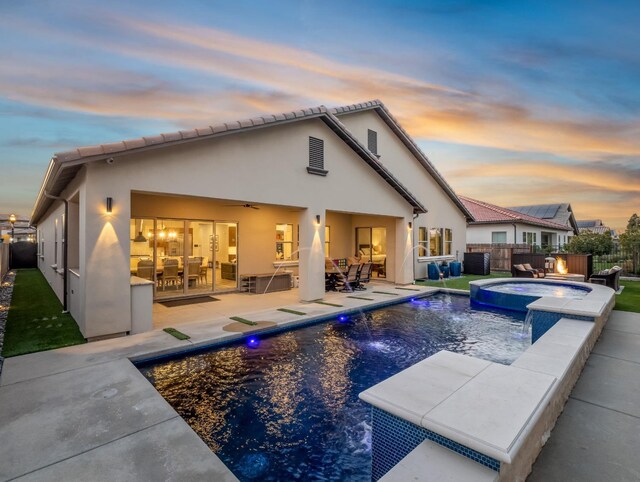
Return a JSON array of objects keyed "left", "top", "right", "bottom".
[
  {"left": 616, "top": 280, "right": 640, "bottom": 313},
  {"left": 372, "top": 291, "right": 399, "bottom": 296},
  {"left": 230, "top": 316, "right": 258, "bottom": 326},
  {"left": 2, "top": 269, "right": 85, "bottom": 357},
  {"left": 394, "top": 287, "right": 421, "bottom": 291},
  {"left": 347, "top": 296, "right": 375, "bottom": 301},
  {"left": 163, "top": 327, "right": 190, "bottom": 340},
  {"left": 313, "top": 301, "right": 344, "bottom": 307},
  {"left": 277, "top": 308, "right": 306, "bottom": 316}
]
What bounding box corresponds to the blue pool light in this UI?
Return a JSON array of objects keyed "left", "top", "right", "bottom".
[
  {"left": 247, "top": 337, "right": 260, "bottom": 348},
  {"left": 339, "top": 315, "right": 348, "bottom": 322}
]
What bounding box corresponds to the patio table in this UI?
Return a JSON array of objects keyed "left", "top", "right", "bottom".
[{"left": 325, "top": 268, "right": 346, "bottom": 291}]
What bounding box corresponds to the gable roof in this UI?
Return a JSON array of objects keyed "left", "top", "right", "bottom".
[
  {"left": 331, "top": 100, "right": 473, "bottom": 221},
  {"left": 459, "top": 196, "right": 570, "bottom": 231},
  {"left": 508, "top": 203, "right": 579, "bottom": 234},
  {"left": 577, "top": 219, "right": 603, "bottom": 228},
  {"left": 31, "top": 104, "right": 427, "bottom": 224}
]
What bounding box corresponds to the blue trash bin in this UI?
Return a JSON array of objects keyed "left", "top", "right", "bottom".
[
  {"left": 450, "top": 261, "right": 462, "bottom": 277},
  {"left": 427, "top": 263, "right": 440, "bottom": 280}
]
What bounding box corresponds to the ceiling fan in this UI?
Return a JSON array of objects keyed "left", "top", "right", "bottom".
[{"left": 224, "top": 203, "right": 260, "bottom": 210}]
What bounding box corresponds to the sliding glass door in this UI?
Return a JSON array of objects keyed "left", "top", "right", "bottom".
[
  {"left": 130, "top": 217, "right": 239, "bottom": 300},
  {"left": 356, "top": 227, "right": 387, "bottom": 278}
]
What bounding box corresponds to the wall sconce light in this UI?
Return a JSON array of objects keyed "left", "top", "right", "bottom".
[
  {"left": 315, "top": 214, "right": 321, "bottom": 225},
  {"left": 408, "top": 221, "right": 412, "bottom": 229},
  {"left": 106, "top": 197, "right": 113, "bottom": 214}
]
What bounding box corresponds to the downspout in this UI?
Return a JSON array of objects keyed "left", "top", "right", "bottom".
[
  {"left": 44, "top": 192, "right": 69, "bottom": 313},
  {"left": 412, "top": 212, "right": 419, "bottom": 283}
]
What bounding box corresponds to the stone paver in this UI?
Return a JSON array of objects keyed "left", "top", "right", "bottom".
[{"left": 529, "top": 310, "right": 640, "bottom": 482}]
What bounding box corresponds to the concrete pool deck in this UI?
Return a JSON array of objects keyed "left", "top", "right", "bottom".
[
  {"left": 528, "top": 309, "right": 640, "bottom": 482},
  {"left": 0, "top": 283, "right": 437, "bottom": 481},
  {"left": 0, "top": 281, "right": 633, "bottom": 481}
]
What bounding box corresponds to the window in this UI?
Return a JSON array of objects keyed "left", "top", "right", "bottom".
[
  {"left": 418, "top": 227, "right": 428, "bottom": 256},
  {"left": 429, "top": 228, "right": 453, "bottom": 256},
  {"left": 429, "top": 228, "right": 441, "bottom": 256},
  {"left": 491, "top": 231, "right": 507, "bottom": 244},
  {"left": 276, "top": 224, "right": 294, "bottom": 260},
  {"left": 307, "top": 137, "right": 327, "bottom": 175},
  {"left": 522, "top": 232, "right": 537, "bottom": 245},
  {"left": 367, "top": 129, "right": 378, "bottom": 155},
  {"left": 61, "top": 213, "right": 66, "bottom": 270},
  {"left": 325, "top": 226, "right": 330, "bottom": 257},
  {"left": 444, "top": 228, "right": 452, "bottom": 255}
]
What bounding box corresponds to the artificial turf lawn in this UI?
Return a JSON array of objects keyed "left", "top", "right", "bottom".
[
  {"left": 163, "top": 327, "right": 190, "bottom": 340},
  {"left": 616, "top": 280, "right": 640, "bottom": 313},
  {"left": 414, "top": 272, "right": 507, "bottom": 290},
  {"left": 2, "top": 269, "right": 85, "bottom": 357}
]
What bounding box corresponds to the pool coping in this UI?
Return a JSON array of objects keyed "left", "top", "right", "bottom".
[{"left": 361, "top": 279, "right": 616, "bottom": 481}]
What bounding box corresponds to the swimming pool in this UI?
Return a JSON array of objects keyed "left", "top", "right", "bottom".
[
  {"left": 471, "top": 279, "right": 592, "bottom": 312},
  {"left": 138, "top": 294, "right": 529, "bottom": 481},
  {"left": 481, "top": 282, "right": 589, "bottom": 299}
]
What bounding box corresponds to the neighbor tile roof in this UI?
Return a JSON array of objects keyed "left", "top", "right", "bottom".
[{"left": 459, "top": 196, "right": 569, "bottom": 230}]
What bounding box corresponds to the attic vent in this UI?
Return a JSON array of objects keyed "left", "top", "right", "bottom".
[
  {"left": 367, "top": 129, "right": 378, "bottom": 155},
  {"left": 307, "top": 136, "right": 328, "bottom": 176}
]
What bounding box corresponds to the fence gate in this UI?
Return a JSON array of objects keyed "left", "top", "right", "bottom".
[{"left": 9, "top": 241, "right": 37, "bottom": 269}]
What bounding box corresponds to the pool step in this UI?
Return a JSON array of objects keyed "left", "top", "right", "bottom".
[{"left": 379, "top": 440, "right": 498, "bottom": 482}]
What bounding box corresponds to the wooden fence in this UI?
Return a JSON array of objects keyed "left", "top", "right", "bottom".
[
  {"left": 466, "top": 244, "right": 532, "bottom": 271},
  {"left": 0, "top": 243, "right": 9, "bottom": 280}
]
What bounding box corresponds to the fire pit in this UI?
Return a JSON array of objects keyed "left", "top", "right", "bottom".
[{"left": 545, "top": 256, "right": 585, "bottom": 281}]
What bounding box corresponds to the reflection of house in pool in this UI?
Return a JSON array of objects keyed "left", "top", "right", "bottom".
[{"left": 29, "top": 100, "right": 473, "bottom": 340}]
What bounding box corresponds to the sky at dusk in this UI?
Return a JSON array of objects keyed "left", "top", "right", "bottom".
[{"left": 0, "top": 0, "right": 638, "bottom": 229}]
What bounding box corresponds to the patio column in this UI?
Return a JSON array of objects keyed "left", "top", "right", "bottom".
[
  {"left": 394, "top": 216, "right": 414, "bottom": 285},
  {"left": 298, "top": 208, "right": 325, "bottom": 301}
]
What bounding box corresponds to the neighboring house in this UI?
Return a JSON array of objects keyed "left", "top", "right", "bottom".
[
  {"left": 460, "top": 196, "right": 573, "bottom": 247},
  {"left": 508, "top": 203, "right": 579, "bottom": 245},
  {"left": 30, "top": 100, "right": 472, "bottom": 340},
  {"left": 577, "top": 219, "right": 616, "bottom": 237},
  {"left": 0, "top": 214, "right": 35, "bottom": 243}
]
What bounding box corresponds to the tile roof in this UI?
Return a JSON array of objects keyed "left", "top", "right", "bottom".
[
  {"left": 31, "top": 102, "right": 429, "bottom": 223},
  {"left": 459, "top": 196, "right": 570, "bottom": 230}
]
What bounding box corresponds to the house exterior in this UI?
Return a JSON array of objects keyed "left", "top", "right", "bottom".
[
  {"left": 577, "top": 219, "right": 616, "bottom": 237},
  {"left": 30, "top": 100, "right": 472, "bottom": 340},
  {"left": 460, "top": 196, "right": 574, "bottom": 248},
  {"left": 508, "top": 203, "right": 579, "bottom": 245}
]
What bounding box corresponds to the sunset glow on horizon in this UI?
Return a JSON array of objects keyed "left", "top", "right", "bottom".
[{"left": 1, "top": 1, "right": 638, "bottom": 229}]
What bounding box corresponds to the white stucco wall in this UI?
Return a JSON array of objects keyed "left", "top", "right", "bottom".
[
  {"left": 336, "top": 110, "right": 468, "bottom": 280},
  {"left": 35, "top": 111, "right": 469, "bottom": 338},
  {"left": 466, "top": 223, "right": 573, "bottom": 246}
]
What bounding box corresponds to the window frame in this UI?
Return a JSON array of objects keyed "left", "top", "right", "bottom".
[{"left": 276, "top": 223, "right": 294, "bottom": 260}]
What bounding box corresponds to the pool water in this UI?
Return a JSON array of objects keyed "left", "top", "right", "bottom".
[
  {"left": 138, "top": 294, "right": 529, "bottom": 481},
  {"left": 482, "top": 282, "right": 590, "bottom": 299}
]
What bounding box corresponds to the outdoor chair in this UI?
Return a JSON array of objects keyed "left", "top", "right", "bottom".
[
  {"left": 339, "top": 263, "right": 362, "bottom": 292},
  {"left": 589, "top": 266, "right": 622, "bottom": 291},
  {"left": 512, "top": 264, "right": 537, "bottom": 278},
  {"left": 523, "top": 263, "right": 545, "bottom": 278},
  {"left": 355, "top": 263, "right": 373, "bottom": 290}
]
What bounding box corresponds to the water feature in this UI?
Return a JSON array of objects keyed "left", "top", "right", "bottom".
[{"left": 138, "top": 294, "right": 528, "bottom": 481}]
